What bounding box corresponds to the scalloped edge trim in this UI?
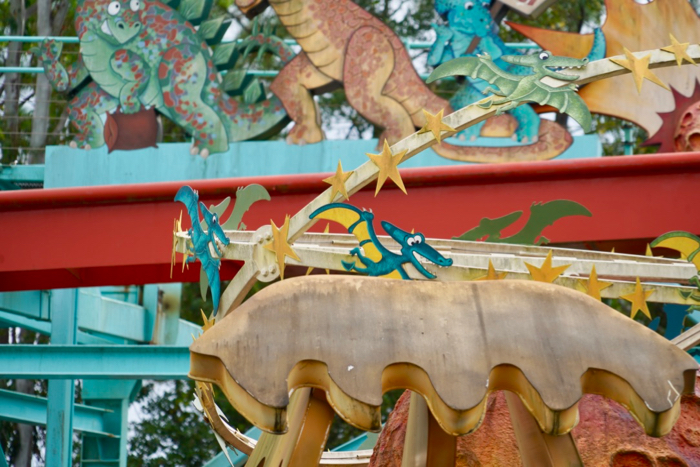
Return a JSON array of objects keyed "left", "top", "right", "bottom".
[{"left": 190, "top": 352, "right": 692, "bottom": 437}]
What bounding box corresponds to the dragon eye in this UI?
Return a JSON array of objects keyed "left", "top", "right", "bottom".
[
  {"left": 482, "top": 1, "right": 490, "bottom": 7},
  {"left": 464, "top": 1, "right": 474, "bottom": 10},
  {"left": 212, "top": 215, "right": 217, "bottom": 223},
  {"left": 414, "top": 235, "right": 423, "bottom": 244},
  {"left": 407, "top": 238, "right": 416, "bottom": 247},
  {"left": 130, "top": 0, "right": 140, "bottom": 11},
  {"left": 107, "top": 1, "right": 121, "bottom": 15},
  {"left": 539, "top": 51, "right": 550, "bottom": 60}
]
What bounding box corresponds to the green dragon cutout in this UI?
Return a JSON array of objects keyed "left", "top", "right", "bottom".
[
  {"left": 427, "top": 51, "right": 593, "bottom": 132},
  {"left": 455, "top": 200, "right": 592, "bottom": 245},
  {"left": 33, "top": 0, "right": 292, "bottom": 155}
]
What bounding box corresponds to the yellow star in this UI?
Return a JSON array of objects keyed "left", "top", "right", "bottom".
[
  {"left": 524, "top": 250, "right": 570, "bottom": 283},
  {"left": 578, "top": 265, "right": 612, "bottom": 301},
  {"left": 645, "top": 243, "right": 653, "bottom": 257},
  {"left": 477, "top": 259, "right": 507, "bottom": 281},
  {"left": 366, "top": 139, "right": 408, "bottom": 196},
  {"left": 322, "top": 160, "right": 354, "bottom": 202},
  {"left": 200, "top": 309, "right": 215, "bottom": 333},
  {"left": 263, "top": 215, "right": 301, "bottom": 280},
  {"left": 661, "top": 34, "right": 696, "bottom": 67},
  {"left": 306, "top": 224, "right": 331, "bottom": 276},
  {"left": 620, "top": 277, "right": 654, "bottom": 320},
  {"left": 418, "top": 109, "right": 456, "bottom": 144},
  {"left": 610, "top": 47, "right": 669, "bottom": 94}
]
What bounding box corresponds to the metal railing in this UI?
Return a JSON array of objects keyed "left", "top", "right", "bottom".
[{"left": 0, "top": 35, "right": 538, "bottom": 76}]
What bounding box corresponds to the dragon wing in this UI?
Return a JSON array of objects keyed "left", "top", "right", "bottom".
[
  {"left": 310, "top": 204, "right": 384, "bottom": 265},
  {"left": 427, "top": 56, "right": 521, "bottom": 96}
]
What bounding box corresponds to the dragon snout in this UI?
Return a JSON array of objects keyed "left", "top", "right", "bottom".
[{"left": 439, "top": 257, "right": 454, "bottom": 266}]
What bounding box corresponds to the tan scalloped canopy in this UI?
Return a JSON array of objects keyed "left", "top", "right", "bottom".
[{"left": 189, "top": 276, "right": 697, "bottom": 437}]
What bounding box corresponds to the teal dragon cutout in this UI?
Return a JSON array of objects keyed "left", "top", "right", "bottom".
[
  {"left": 455, "top": 200, "right": 592, "bottom": 245},
  {"left": 428, "top": 0, "right": 604, "bottom": 141},
  {"left": 33, "top": 0, "right": 293, "bottom": 155},
  {"left": 428, "top": 49, "right": 593, "bottom": 132},
  {"left": 310, "top": 204, "right": 453, "bottom": 280},
  {"left": 196, "top": 184, "right": 270, "bottom": 301},
  {"left": 175, "top": 185, "right": 231, "bottom": 315}
]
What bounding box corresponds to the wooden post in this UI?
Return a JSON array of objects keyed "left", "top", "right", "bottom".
[
  {"left": 402, "top": 392, "right": 456, "bottom": 467},
  {"left": 505, "top": 391, "right": 583, "bottom": 467},
  {"left": 246, "top": 388, "right": 335, "bottom": 467}
]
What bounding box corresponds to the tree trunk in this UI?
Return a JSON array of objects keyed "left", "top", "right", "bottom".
[
  {"left": 14, "top": 379, "right": 35, "bottom": 467},
  {"left": 28, "top": 0, "right": 52, "bottom": 164},
  {"left": 3, "top": 0, "right": 26, "bottom": 164}
]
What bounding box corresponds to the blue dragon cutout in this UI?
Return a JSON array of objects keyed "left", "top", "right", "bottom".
[
  {"left": 175, "top": 186, "right": 231, "bottom": 316},
  {"left": 428, "top": 0, "right": 606, "bottom": 142},
  {"left": 310, "top": 203, "right": 453, "bottom": 280}
]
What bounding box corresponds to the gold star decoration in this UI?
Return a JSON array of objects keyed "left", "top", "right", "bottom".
[
  {"left": 610, "top": 47, "right": 670, "bottom": 94},
  {"left": 418, "top": 109, "right": 456, "bottom": 144},
  {"left": 645, "top": 243, "right": 653, "bottom": 257},
  {"left": 661, "top": 34, "right": 696, "bottom": 67},
  {"left": 366, "top": 139, "right": 408, "bottom": 196},
  {"left": 620, "top": 277, "right": 654, "bottom": 320},
  {"left": 263, "top": 215, "right": 301, "bottom": 280},
  {"left": 578, "top": 265, "right": 612, "bottom": 301},
  {"left": 323, "top": 160, "right": 354, "bottom": 202},
  {"left": 200, "top": 309, "right": 215, "bottom": 332},
  {"left": 477, "top": 259, "right": 507, "bottom": 281},
  {"left": 306, "top": 224, "right": 331, "bottom": 276},
  {"left": 170, "top": 210, "right": 191, "bottom": 277},
  {"left": 524, "top": 250, "right": 571, "bottom": 283}
]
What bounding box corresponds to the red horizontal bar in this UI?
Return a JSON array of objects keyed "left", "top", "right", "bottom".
[{"left": 1, "top": 152, "right": 699, "bottom": 291}]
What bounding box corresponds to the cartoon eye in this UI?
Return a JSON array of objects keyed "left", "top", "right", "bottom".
[
  {"left": 130, "top": 0, "right": 140, "bottom": 11},
  {"left": 413, "top": 235, "right": 423, "bottom": 244},
  {"left": 464, "top": 1, "right": 474, "bottom": 10},
  {"left": 107, "top": 1, "right": 121, "bottom": 15},
  {"left": 212, "top": 215, "right": 217, "bottom": 223},
  {"left": 407, "top": 238, "right": 416, "bottom": 247},
  {"left": 539, "top": 51, "right": 550, "bottom": 60},
  {"left": 482, "top": 1, "right": 490, "bottom": 7}
]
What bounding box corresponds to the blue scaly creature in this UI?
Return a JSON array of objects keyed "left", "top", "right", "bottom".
[
  {"left": 310, "top": 204, "right": 453, "bottom": 280},
  {"left": 175, "top": 186, "right": 231, "bottom": 315},
  {"left": 428, "top": 0, "right": 605, "bottom": 142}
]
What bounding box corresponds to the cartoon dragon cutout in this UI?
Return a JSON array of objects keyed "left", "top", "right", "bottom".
[
  {"left": 196, "top": 184, "right": 270, "bottom": 301},
  {"left": 175, "top": 185, "right": 230, "bottom": 315},
  {"left": 455, "top": 200, "right": 592, "bottom": 245},
  {"left": 427, "top": 50, "right": 593, "bottom": 132},
  {"left": 235, "top": 0, "right": 580, "bottom": 163},
  {"left": 310, "top": 203, "right": 453, "bottom": 280},
  {"left": 34, "top": 0, "right": 291, "bottom": 155},
  {"left": 428, "top": 0, "right": 605, "bottom": 142}
]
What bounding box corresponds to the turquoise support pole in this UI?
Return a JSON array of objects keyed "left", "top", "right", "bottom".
[
  {"left": 0, "top": 443, "right": 8, "bottom": 467},
  {"left": 46, "top": 289, "right": 78, "bottom": 467}
]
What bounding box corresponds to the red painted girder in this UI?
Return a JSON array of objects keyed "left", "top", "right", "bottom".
[{"left": 1, "top": 152, "right": 700, "bottom": 292}]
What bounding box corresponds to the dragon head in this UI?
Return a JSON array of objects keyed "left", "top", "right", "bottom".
[
  {"left": 502, "top": 51, "right": 588, "bottom": 81},
  {"left": 234, "top": 0, "right": 269, "bottom": 18},
  {"left": 200, "top": 202, "right": 231, "bottom": 247},
  {"left": 436, "top": 0, "right": 492, "bottom": 38},
  {"left": 77, "top": 0, "right": 143, "bottom": 45},
  {"left": 381, "top": 221, "right": 453, "bottom": 279}
]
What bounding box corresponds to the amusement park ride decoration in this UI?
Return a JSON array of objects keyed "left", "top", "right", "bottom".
[
  {"left": 34, "top": 0, "right": 291, "bottom": 154},
  {"left": 454, "top": 200, "right": 592, "bottom": 245},
  {"left": 311, "top": 204, "right": 453, "bottom": 280},
  {"left": 427, "top": 51, "right": 594, "bottom": 132},
  {"left": 166, "top": 37, "right": 700, "bottom": 464},
  {"left": 427, "top": 0, "right": 604, "bottom": 145},
  {"left": 507, "top": 0, "right": 700, "bottom": 152}
]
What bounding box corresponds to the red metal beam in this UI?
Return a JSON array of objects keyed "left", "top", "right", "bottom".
[{"left": 2, "top": 152, "right": 700, "bottom": 291}]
